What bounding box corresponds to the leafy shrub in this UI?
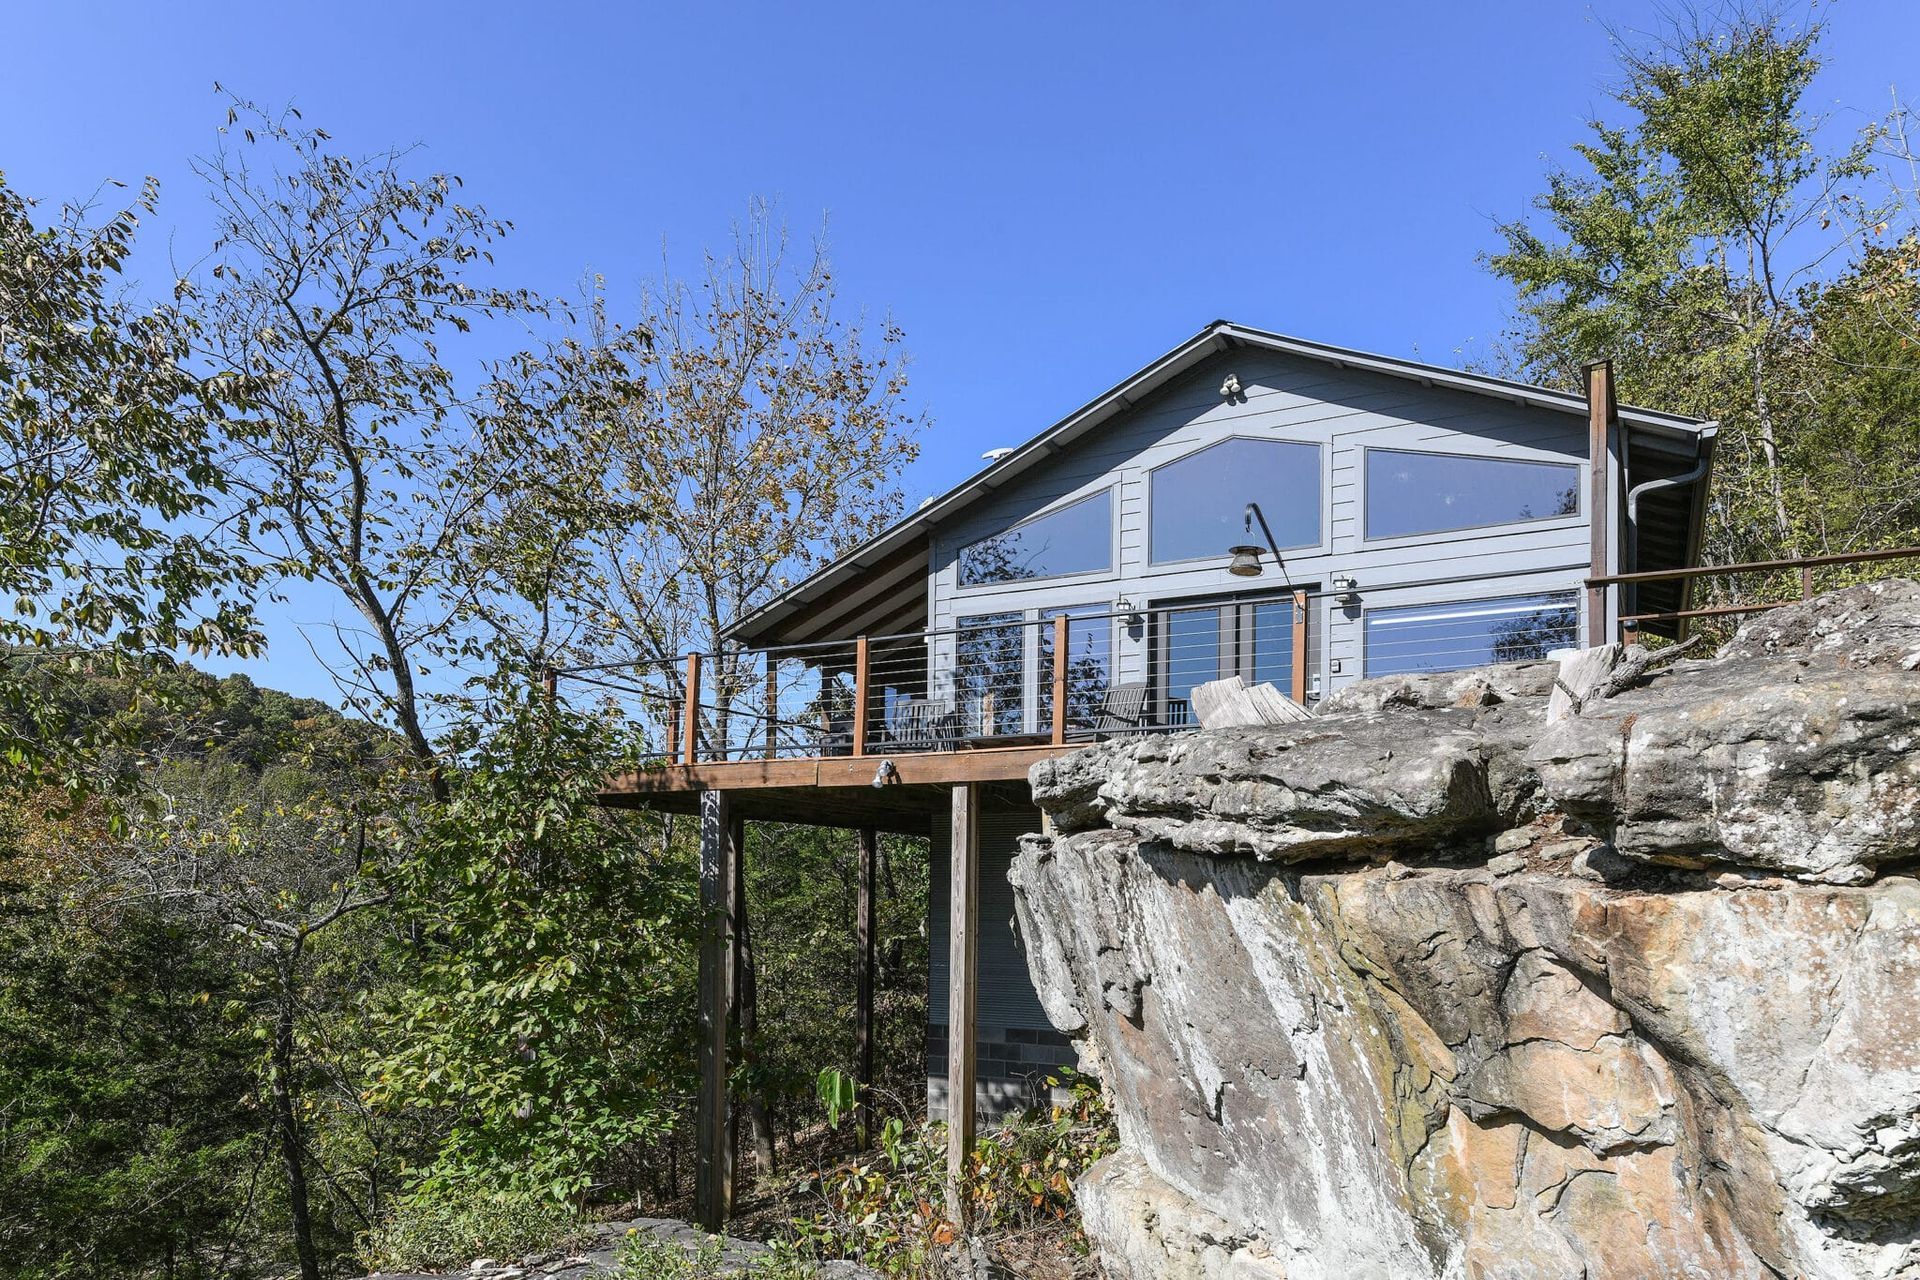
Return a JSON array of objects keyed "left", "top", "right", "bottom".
[
  {"left": 357, "top": 1186, "right": 587, "bottom": 1272},
  {"left": 777, "top": 1071, "right": 1116, "bottom": 1276},
  {"left": 615, "top": 1227, "right": 818, "bottom": 1278}
]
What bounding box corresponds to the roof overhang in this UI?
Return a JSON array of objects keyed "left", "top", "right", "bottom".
[{"left": 729, "top": 320, "right": 1714, "bottom": 649}]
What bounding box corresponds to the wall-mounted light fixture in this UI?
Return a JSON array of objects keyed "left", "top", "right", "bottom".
[
  {"left": 1332, "top": 574, "right": 1361, "bottom": 606},
  {"left": 871, "top": 758, "right": 897, "bottom": 789},
  {"left": 1219, "top": 373, "right": 1242, "bottom": 399},
  {"left": 1115, "top": 597, "right": 1142, "bottom": 626},
  {"left": 1226, "top": 503, "right": 1294, "bottom": 588}
]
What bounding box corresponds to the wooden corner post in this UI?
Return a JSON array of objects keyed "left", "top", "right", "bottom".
[
  {"left": 851, "top": 636, "right": 871, "bottom": 757},
  {"left": 683, "top": 653, "right": 703, "bottom": 766},
  {"left": 1290, "top": 590, "right": 1309, "bottom": 704},
  {"left": 1585, "top": 360, "right": 1618, "bottom": 646},
  {"left": 1050, "top": 613, "right": 1069, "bottom": 746},
  {"left": 694, "top": 790, "right": 736, "bottom": 1230},
  {"left": 855, "top": 827, "right": 878, "bottom": 1149},
  {"left": 945, "top": 783, "right": 980, "bottom": 1224}
]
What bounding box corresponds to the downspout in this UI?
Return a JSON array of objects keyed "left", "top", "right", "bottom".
[{"left": 1623, "top": 424, "right": 1717, "bottom": 623}]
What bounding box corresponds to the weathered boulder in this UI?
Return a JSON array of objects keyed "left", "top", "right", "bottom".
[{"left": 1015, "top": 582, "right": 1920, "bottom": 1280}]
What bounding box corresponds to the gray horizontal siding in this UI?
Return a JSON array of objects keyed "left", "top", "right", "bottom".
[
  {"left": 927, "top": 805, "right": 1052, "bottom": 1033},
  {"left": 922, "top": 347, "right": 1597, "bottom": 699}
]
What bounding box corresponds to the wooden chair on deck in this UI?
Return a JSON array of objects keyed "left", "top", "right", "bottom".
[{"left": 1069, "top": 680, "right": 1153, "bottom": 741}]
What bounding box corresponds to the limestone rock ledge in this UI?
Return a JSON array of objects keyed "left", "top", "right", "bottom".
[{"left": 1014, "top": 582, "right": 1920, "bottom": 1280}]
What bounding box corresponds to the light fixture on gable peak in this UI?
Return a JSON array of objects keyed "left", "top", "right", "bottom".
[{"left": 1219, "top": 374, "right": 1242, "bottom": 398}]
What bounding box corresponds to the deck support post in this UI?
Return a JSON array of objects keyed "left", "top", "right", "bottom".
[
  {"left": 694, "top": 790, "right": 736, "bottom": 1230},
  {"left": 855, "top": 826, "right": 878, "bottom": 1149},
  {"left": 1585, "top": 360, "right": 1618, "bottom": 646},
  {"left": 945, "top": 783, "right": 980, "bottom": 1224}
]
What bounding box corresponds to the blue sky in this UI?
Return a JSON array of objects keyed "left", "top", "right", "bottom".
[{"left": 6, "top": 1, "right": 1916, "bottom": 703}]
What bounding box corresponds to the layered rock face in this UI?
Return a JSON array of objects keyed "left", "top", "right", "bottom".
[{"left": 1012, "top": 581, "right": 1920, "bottom": 1280}]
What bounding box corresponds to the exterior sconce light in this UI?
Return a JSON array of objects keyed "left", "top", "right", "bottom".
[
  {"left": 1115, "top": 598, "right": 1142, "bottom": 626},
  {"left": 871, "top": 758, "right": 897, "bottom": 788},
  {"left": 1228, "top": 503, "right": 1294, "bottom": 587},
  {"left": 1333, "top": 574, "right": 1361, "bottom": 606},
  {"left": 1219, "top": 373, "right": 1242, "bottom": 399}
]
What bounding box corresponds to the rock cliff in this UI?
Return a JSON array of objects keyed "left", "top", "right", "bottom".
[{"left": 1012, "top": 581, "right": 1920, "bottom": 1280}]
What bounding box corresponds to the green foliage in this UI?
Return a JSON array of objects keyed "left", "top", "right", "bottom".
[
  {"left": 778, "top": 1073, "right": 1116, "bottom": 1277},
  {"left": 815, "top": 1068, "right": 860, "bottom": 1131},
  {"left": 615, "top": 1228, "right": 818, "bottom": 1280},
  {"left": 371, "top": 675, "right": 698, "bottom": 1204},
  {"left": 1486, "top": 11, "right": 1920, "bottom": 578},
  {"left": 1, "top": 169, "right": 263, "bottom": 802},
  {"left": 0, "top": 885, "right": 258, "bottom": 1279},
  {"left": 357, "top": 1184, "right": 587, "bottom": 1273}
]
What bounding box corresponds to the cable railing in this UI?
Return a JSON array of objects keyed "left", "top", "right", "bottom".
[
  {"left": 558, "top": 546, "right": 1920, "bottom": 770},
  {"left": 1590, "top": 544, "right": 1920, "bottom": 636}
]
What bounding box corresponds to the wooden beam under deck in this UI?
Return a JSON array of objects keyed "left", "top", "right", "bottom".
[{"left": 600, "top": 743, "right": 1079, "bottom": 801}]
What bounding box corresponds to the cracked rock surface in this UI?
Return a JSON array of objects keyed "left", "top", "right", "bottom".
[{"left": 1015, "top": 581, "right": 1920, "bottom": 1279}]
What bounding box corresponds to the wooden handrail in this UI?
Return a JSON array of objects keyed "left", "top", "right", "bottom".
[{"left": 1587, "top": 544, "right": 1920, "bottom": 588}]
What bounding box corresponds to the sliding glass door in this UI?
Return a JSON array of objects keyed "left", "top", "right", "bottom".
[{"left": 1156, "top": 593, "right": 1306, "bottom": 725}]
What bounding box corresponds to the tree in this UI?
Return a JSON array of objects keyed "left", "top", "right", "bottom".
[
  {"left": 369, "top": 673, "right": 695, "bottom": 1207},
  {"left": 1, "top": 170, "right": 262, "bottom": 801},
  {"left": 576, "top": 201, "right": 922, "bottom": 728},
  {"left": 191, "top": 95, "right": 545, "bottom": 799},
  {"left": 1485, "top": 7, "right": 1920, "bottom": 575}
]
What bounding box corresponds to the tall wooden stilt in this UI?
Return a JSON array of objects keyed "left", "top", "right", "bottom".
[
  {"left": 694, "top": 791, "right": 736, "bottom": 1230},
  {"left": 945, "top": 784, "right": 980, "bottom": 1224},
  {"left": 855, "top": 827, "right": 879, "bottom": 1149},
  {"left": 734, "top": 815, "right": 774, "bottom": 1186}
]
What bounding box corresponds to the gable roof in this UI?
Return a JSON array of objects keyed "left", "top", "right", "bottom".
[{"left": 728, "top": 320, "right": 1714, "bottom": 648}]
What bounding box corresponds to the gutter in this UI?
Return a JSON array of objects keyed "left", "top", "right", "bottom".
[{"left": 1624, "top": 422, "right": 1718, "bottom": 618}]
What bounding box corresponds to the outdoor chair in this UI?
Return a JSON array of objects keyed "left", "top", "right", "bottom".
[
  {"left": 883, "top": 698, "right": 961, "bottom": 752},
  {"left": 1069, "top": 680, "right": 1153, "bottom": 740}
]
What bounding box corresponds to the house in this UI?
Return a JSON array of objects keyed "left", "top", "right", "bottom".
[{"left": 591, "top": 320, "right": 1717, "bottom": 1226}]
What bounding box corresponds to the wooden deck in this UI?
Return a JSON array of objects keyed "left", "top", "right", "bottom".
[{"left": 597, "top": 742, "right": 1079, "bottom": 832}]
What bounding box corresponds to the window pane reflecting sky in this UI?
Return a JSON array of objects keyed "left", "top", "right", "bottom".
[
  {"left": 1366, "top": 449, "right": 1577, "bottom": 539},
  {"left": 1151, "top": 439, "right": 1321, "bottom": 563},
  {"left": 1364, "top": 591, "right": 1578, "bottom": 676},
  {"left": 959, "top": 490, "right": 1112, "bottom": 585}
]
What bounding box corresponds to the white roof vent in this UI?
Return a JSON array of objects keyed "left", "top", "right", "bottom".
[{"left": 981, "top": 447, "right": 1015, "bottom": 462}]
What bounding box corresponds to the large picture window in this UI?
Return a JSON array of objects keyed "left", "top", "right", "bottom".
[
  {"left": 1149, "top": 439, "right": 1321, "bottom": 564},
  {"left": 958, "top": 489, "right": 1112, "bottom": 586},
  {"left": 1365, "top": 448, "right": 1578, "bottom": 540},
  {"left": 1038, "top": 607, "right": 1114, "bottom": 729},
  {"left": 954, "top": 612, "right": 1025, "bottom": 735},
  {"left": 1363, "top": 591, "right": 1578, "bottom": 677}
]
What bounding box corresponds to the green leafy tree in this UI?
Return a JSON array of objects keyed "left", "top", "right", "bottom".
[
  {"left": 191, "top": 95, "right": 548, "bottom": 799},
  {"left": 1, "top": 170, "right": 262, "bottom": 801},
  {"left": 1485, "top": 9, "right": 1920, "bottom": 575},
  {"left": 370, "top": 673, "right": 697, "bottom": 1207}
]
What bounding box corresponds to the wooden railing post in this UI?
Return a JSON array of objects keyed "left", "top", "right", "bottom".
[
  {"left": 683, "top": 653, "right": 702, "bottom": 767},
  {"left": 1584, "top": 359, "right": 1617, "bottom": 646},
  {"left": 1050, "top": 614, "right": 1068, "bottom": 746},
  {"left": 1291, "top": 590, "right": 1309, "bottom": 704},
  {"left": 1801, "top": 564, "right": 1815, "bottom": 600},
  {"left": 851, "top": 636, "right": 871, "bottom": 757},
  {"left": 763, "top": 660, "right": 779, "bottom": 761}
]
